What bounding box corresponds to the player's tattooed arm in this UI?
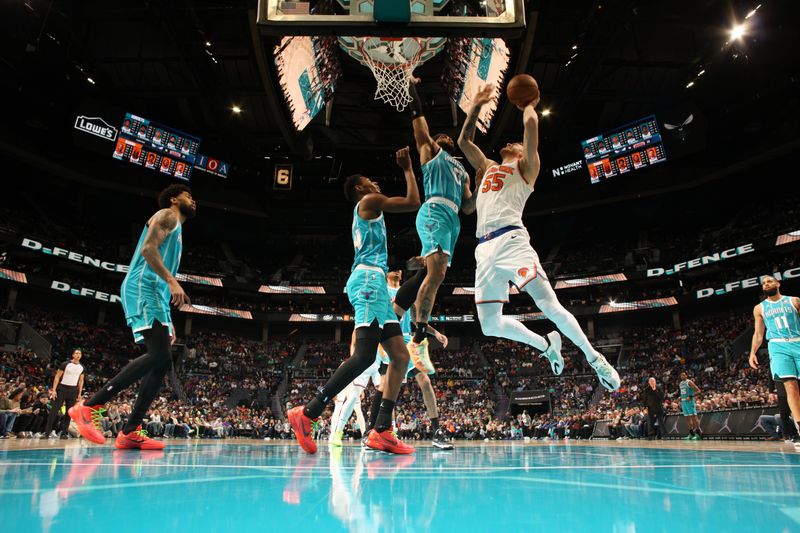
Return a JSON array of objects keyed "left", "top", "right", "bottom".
[
  {"left": 460, "top": 171, "right": 480, "bottom": 215},
  {"left": 142, "top": 209, "right": 190, "bottom": 306},
  {"left": 409, "top": 78, "right": 436, "bottom": 164},
  {"left": 458, "top": 84, "right": 493, "bottom": 172}
]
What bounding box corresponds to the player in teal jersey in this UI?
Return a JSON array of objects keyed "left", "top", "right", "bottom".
[
  {"left": 364, "top": 268, "right": 454, "bottom": 449},
  {"left": 69, "top": 185, "right": 196, "bottom": 450},
  {"left": 405, "top": 78, "right": 474, "bottom": 376},
  {"left": 678, "top": 371, "right": 702, "bottom": 440},
  {"left": 750, "top": 275, "right": 800, "bottom": 447},
  {"left": 288, "top": 147, "right": 421, "bottom": 455}
]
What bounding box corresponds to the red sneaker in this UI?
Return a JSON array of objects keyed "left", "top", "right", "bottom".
[
  {"left": 365, "top": 429, "right": 415, "bottom": 455},
  {"left": 288, "top": 406, "right": 319, "bottom": 454},
  {"left": 114, "top": 426, "right": 166, "bottom": 450},
  {"left": 366, "top": 455, "right": 416, "bottom": 479},
  {"left": 68, "top": 401, "right": 107, "bottom": 445}
]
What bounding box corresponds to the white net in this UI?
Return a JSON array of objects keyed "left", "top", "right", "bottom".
[{"left": 357, "top": 38, "right": 424, "bottom": 112}]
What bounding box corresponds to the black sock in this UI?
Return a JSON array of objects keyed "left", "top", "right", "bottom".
[
  {"left": 374, "top": 399, "right": 396, "bottom": 433},
  {"left": 431, "top": 417, "right": 439, "bottom": 432},
  {"left": 413, "top": 323, "right": 427, "bottom": 343},
  {"left": 367, "top": 388, "right": 383, "bottom": 433},
  {"left": 394, "top": 268, "right": 426, "bottom": 311},
  {"left": 689, "top": 429, "right": 694, "bottom": 436},
  {"left": 304, "top": 323, "right": 380, "bottom": 419},
  {"left": 89, "top": 323, "right": 171, "bottom": 420}
]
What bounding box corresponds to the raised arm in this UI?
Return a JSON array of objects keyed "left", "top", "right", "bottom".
[
  {"left": 459, "top": 173, "right": 478, "bottom": 215},
  {"left": 142, "top": 209, "right": 190, "bottom": 306},
  {"left": 360, "top": 146, "right": 421, "bottom": 215},
  {"left": 749, "top": 305, "right": 765, "bottom": 369},
  {"left": 520, "top": 100, "right": 542, "bottom": 186},
  {"left": 457, "top": 84, "right": 494, "bottom": 172},
  {"left": 409, "top": 79, "right": 437, "bottom": 164}
]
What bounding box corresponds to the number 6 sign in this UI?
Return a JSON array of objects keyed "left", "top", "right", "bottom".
[{"left": 273, "top": 164, "right": 293, "bottom": 191}]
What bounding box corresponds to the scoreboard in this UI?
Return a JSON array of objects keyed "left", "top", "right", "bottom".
[
  {"left": 581, "top": 115, "right": 666, "bottom": 184},
  {"left": 113, "top": 113, "right": 201, "bottom": 181}
]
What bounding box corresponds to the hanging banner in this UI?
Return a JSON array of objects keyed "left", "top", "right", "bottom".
[{"left": 695, "top": 267, "right": 800, "bottom": 299}]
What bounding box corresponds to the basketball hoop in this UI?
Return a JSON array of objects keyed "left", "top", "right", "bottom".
[{"left": 336, "top": 36, "right": 445, "bottom": 112}]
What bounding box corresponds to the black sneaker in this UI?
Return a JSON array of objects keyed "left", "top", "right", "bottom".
[{"left": 432, "top": 428, "right": 454, "bottom": 450}]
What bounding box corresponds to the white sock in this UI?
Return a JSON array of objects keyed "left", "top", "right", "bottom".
[
  {"left": 336, "top": 388, "right": 361, "bottom": 433},
  {"left": 331, "top": 399, "right": 344, "bottom": 433},
  {"left": 354, "top": 401, "right": 366, "bottom": 435}
]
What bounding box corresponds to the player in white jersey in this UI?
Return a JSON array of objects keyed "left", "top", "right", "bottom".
[{"left": 458, "top": 85, "right": 620, "bottom": 391}]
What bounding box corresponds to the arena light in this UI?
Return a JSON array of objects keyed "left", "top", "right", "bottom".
[
  {"left": 686, "top": 81, "right": 695, "bottom": 88},
  {"left": 572, "top": 44, "right": 578, "bottom": 50},
  {"left": 697, "top": 69, "right": 705, "bottom": 77},
  {"left": 86, "top": 77, "right": 95, "bottom": 85},
  {"left": 745, "top": 4, "right": 761, "bottom": 19},
  {"left": 205, "top": 41, "right": 212, "bottom": 47},
  {"left": 541, "top": 108, "right": 552, "bottom": 117},
  {"left": 231, "top": 105, "right": 242, "bottom": 114},
  {"left": 729, "top": 23, "right": 746, "bottom": 41}
]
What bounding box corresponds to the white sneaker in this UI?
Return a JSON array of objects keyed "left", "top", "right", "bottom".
[
  {"left": 48, "top": 430, "right": 58, "bottom": 439},
  {"left": 588, "top": 351, "right": 621, "bottom": 391},
  {"left": 33, "top": 433, "right": 43, "bottom": 438},
  {"left": 542, "top": 331, "right": 564, "bottom": 375}
]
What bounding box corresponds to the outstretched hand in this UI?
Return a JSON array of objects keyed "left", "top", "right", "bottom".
[
  {"left": 474, "top": 84, "right": 495, "bottom": 107},
  {"left": 517, "top": 95, "right": 540, "bottom": 112},
  {"left": 396, "top": 146, "right": 412, "bottom": 170}
]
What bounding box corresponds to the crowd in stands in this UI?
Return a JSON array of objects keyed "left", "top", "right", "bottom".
[
  {"left": 0, "top": 300, "right": 783, "bottom": 443},
  {"left": 478, "top": 312, "right": 776, "bottom": 440}
]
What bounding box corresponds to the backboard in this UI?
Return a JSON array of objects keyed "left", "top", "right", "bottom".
[{"left": 257, "top": 0, "right": 526, "bottom": 38}]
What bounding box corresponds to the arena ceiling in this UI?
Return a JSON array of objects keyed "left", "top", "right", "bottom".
[{"left": 1, "top": 1, "right": 798, "bottom": 197}]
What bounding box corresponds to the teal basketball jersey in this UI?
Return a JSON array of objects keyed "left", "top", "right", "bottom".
[
  {"left": 351, "top": 203, "right": 388, "bottom": 273},
  {"left": 422, "top": 148, "right": 468, "bottom": 207},
  {"left": 387, "top": 286, "right": 412, "bottom": 335},
  {"left": 679, "top": 380, "right": 694, "bottom": 401},
  {"left": 120, "top": 220, "right": 182, "bottom": 318},
  {"left": 762, "top": 296, "right": 800, "bottom": 340}
]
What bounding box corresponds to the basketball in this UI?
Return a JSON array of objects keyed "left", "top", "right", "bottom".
[{"left": 506, "top": 74, "right": 540, "bottom": 107}]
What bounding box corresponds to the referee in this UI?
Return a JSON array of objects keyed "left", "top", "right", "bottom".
[{"left": 45, "top": 349, "right": 85, "bottom": 438}]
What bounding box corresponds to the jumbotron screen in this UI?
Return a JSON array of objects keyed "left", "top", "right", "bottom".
[
  {"left": 581, "top": 115, "right": 666, "bottom": 184},
  {"left": 112, "top": 113, "right": 201, "bottom": 181}
]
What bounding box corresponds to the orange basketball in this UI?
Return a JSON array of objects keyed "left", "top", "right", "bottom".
[{"left": 506, "top": 74, "right": 540, "bottom": 107}]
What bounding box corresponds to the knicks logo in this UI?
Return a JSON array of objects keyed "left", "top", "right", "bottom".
[{"left": 517, "top": 268, "right": 530, "bottom": 278}]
